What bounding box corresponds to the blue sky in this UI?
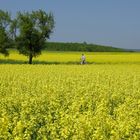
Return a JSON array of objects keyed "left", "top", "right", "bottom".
[{"left": 0, "top": 0, "right": 140, "bottom": 49}]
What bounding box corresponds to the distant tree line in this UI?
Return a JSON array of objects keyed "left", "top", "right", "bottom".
[{"left": 45, "top": 42, "right": 126, "bottom": 52}]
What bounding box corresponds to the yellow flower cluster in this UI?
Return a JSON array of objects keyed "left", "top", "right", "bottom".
[{"left": 0, "top": 64, "right": 140, "bottom": 139}]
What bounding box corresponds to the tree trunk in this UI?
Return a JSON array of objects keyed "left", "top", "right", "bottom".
[{"left": 29, "top": 53, "right": 33, "bottom": 64}]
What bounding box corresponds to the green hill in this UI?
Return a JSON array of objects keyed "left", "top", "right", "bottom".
[{"left": 45, "top": 42, "right": 126, "bottom": 52}]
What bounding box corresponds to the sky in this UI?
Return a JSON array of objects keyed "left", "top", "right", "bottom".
[{"left": 0, "top": 0, "right": 140, "bottom": 49}]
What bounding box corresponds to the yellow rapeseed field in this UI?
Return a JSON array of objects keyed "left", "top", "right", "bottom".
[
  {"left": 0, "top": 52, "right": 140, "bottom": 139},
  {"left": 0, "top": 50, "right": 140, "bottom": 64}
]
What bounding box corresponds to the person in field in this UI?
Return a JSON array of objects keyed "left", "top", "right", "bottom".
[{"left": 81, "top": 54, "right": 86, "bottom": 64}]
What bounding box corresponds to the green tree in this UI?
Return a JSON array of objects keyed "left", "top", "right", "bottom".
[
  {"left": 11, "top": 10, "right": 55, "bottom": 64},
  {"left": 0, "top": 10, "right": 11, "bottom": 56}
]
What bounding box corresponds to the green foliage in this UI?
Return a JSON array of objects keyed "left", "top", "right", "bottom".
[
  {"left": 11, "top": 10, "right": 55, "bottom": 64},
  {"left": 45, "top": 42, "right": 126, "bottom": 52},
  {"left": 0, "top": 10, "right": 12, "bottom": 56},
  {"left": 0, "top": 10, "right": 11, "bottom": 28}
]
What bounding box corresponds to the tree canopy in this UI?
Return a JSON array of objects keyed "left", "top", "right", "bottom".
[
  {"left": 0, "top": 10, "right": 12, "bottom": 56},
  {"left": 11, "top": 10, "right": 55, "bottom": 64}
]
